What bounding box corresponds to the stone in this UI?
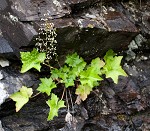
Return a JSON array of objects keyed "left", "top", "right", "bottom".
[
  {"left": 0, "top": 0, "right": 139, "bottom": 61},
  {"left": 116, "top": 79, "right": 139, "bottom": 103},
  {"left": 119, "top": 1, "right": 150, "bottom": 37},
  {"left": 0, "top": 37, "right": 13, "bottom": 56},
  {"left": 0, "top": 14, "right": 37, "bottom": 58},
  {"left": 0, "top": 121, "right": 4, "bottom": 131},
  {"left": 0, "top": 58, "right": 9, "bottom": 67},
  {"left": 0, "top": 1, "right": 150, "bottom": 131},
  {"left": 0, "top": 65, "right": 39, "bottom": 105},
  {"left": 9, "top": 0, "right": 71, "bottom": 21},
  {"left": 0, "top": 83, "right": 9, "bottom": 105},
  {"left": 0, "top": 0, "right": 8, "bottom": 11}
]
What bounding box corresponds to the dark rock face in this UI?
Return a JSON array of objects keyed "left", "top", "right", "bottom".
[
  {"left": 0, "top": 37, "right": 13, "bottom": 55},
  {"left": 1, "top": 0, "right": 146, "bottom": 60},
  {"left": 0, "top": 0, "right": 150, "bottom": 131},
  {"left": 0, "top": 64, "right": 39, "bottom": 105},
  {"left": 0, "top": 53, "right": 150, "bottom": 131}
]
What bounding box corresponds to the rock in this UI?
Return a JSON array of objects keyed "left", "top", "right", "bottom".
[
  {"left": 0, "top": 71, "right": 3, "bottom": 80},
  {"left": 0, "top": 58, "right": 9, "bottom": 67},
  {"left": 0, "top": 51, "right": 150, "bottom": 131},
  {"left": 0, "top": 83, "right": 9, "bottom": 106},
  {"left": 0, "top": 1, "right": 150, "bottom": 131},
  {"left": 0, "top": 13, "right": 37, "bottom": 58},
  {"left": 118, "top": 1, "right": 150, "bottom": 37},
  {"left": 0, "top": 0, "right": 139, "bottom": 60},
  {"left": 0, "top": 121, "right": 4, "bottom": 131},
  {"left": 0, "top": 37, "right": 14, "bottom": 58},
  {"left": 9, "top": 0, "right": 71, "bottom": 21},
  {"left": 115, "top": 79, "right": 140, "bottom": 103},
  {"left": 0, "top": 65, "right": 39, "bottom": 105},
  {"left": 132, "top": 112, "right": 150, "bottom": 131},
  {"left": 0, "top": 94, "right": 85, "bottom": 131},
  {"left": 0, "top": 0, "right": 8, "bottom": 11}
]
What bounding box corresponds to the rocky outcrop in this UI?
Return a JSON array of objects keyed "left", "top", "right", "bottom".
[
  {"left": 0, "top": 0, "right": 150, "bottom": 131},
  {"left": 0, "top": 52, "right": 150, "bottom": 131},
  {"left": 2, "top": 0, "right": 150, "bottom": 60},
  {"left": 0, "top": 62, "right": 39, "bottom": 105}
]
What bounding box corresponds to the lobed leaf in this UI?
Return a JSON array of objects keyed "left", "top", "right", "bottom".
[
  {"left": 21, "top": 48, "right": 46, "bottom": 73},
  {"left": 65, "top": 53, "right": 86, "bottom": 68},
  {"left": 46, "top": 93, "right": 65, "bottom": 120},
  {"left": 91, "top": 57, "right": 105, "bottom": 73},
  {"left": 79, "top": 66, "right": 103, "bottom": 87},
  {"left": 103, "top": 50, "right": 127, "bottom": 83},
  {"left": 75, "top": 84, "right": 92, "bottom": 101},
  {"left": 37, "top": 78, "right": 57, "bottom": 96},
  {"left": 10, "top": 86, "right": 33, "bottom": 112}
]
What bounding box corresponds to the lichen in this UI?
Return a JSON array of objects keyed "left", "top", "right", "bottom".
[{"left": 8, "top": 12, "right": 18, "bottom": 22}]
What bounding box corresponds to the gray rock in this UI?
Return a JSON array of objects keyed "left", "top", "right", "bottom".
[
  {"left": 135, "top": 34, "right": 146, "bottom": 47},
  {"left": 0, "top": 0, "right": 139, "bottom": 60},
  {"left": 0, "top": 1, "right": 150, "bottom": 131},
  {"left": 0, "top": 58, "right": 9, "bottom": 67},
  {"left": 0, "top": 37, "right": 13, "bottom": 54},
  {"left": 10, "top": 0, "right": 71, "bottom": 21},
  {"left": 0, "top": 121, "right": 4, "bottom": 131},
  {"left": 0, "top": 0, "right": 8, "bottom": 11},
  {"left": 0, "top": 66, "right": 39, "bottom": 105},
  {"left": 0, "top": 83, "right": 9, "bottom": 105}
]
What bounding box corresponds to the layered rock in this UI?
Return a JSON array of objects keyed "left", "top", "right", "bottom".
[
  {"left": 1, "top": 0, "right": 147, "bottom": 60},
  {"left": 0, "top": 53, "right": 150, "bottom": 131},
  {"left": 0, "top": 0, "right": 150, "bottom": 131}
]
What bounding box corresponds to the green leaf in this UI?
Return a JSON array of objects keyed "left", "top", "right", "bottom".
[
  {"left": 103, "top": 50, "right": 127, "bottom": 84},
  {"left": 10, "top": 86, "right": 33, "bottom": 112},
  {"left": 46, "top": 94, "right": 65, "bottom": 120},
  {"left": 51, "top": 68, "right": 60, "bottom": 80},
  {"left": 104, "top": 49, "right": 116, "bottom": 62},
  {"left": 51, "top": 53, "right": 86, "bottom": 88},
  {"left": 80, "top": 66, "right": 103, "bottom": 87},
  {"left": 60, "top": 72, "right": 75, "bottom": 88},
  {"left": 105, "top": 69, "right": 127, "bottom": 83},
  {"left": 71, "top": 61, "right": 86, "bottom": 76},
  {"left": 91, "top": 58, "right": 105, "bottom": 68},
  {"left": 65, "top": 53, "right": 86, "bottom": 67},
  {"left": 75, "top": 84, "right": 92, "bottom": 101},
  {"left": 91, "top": 57, "right": 105, "bottom": 74},
  {"left": 21, "top": 48, "right": 46, "bottom": 73},
  {"left": 51, "top": 65, "right": 77, "bottom": 88},
  {"left": 64, "top": 77, "right": 75, "bottom": 88},
  {"left": 37, "top": 78, "right": 57, "bottom": 96}
]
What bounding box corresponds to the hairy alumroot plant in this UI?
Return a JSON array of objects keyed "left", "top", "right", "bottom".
[
  {"left": 35, "top": 18, "right": 57, "bottom": 62},
  {"left": 10, "top": 13, "right": 128, "bottom": 121}
]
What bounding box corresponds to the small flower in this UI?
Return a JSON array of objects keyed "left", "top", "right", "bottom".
[{"left": 35, "top": 20, "right": 57, "bottom": 62}]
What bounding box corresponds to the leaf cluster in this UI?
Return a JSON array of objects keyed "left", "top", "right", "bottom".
[{"left": 10, "top": 49, "right": 127, "bottom": 120}]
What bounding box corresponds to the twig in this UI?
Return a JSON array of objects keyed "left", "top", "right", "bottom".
[
  {"left": 31, "top": 92, "right": 41, "bottom": 98},
  {"left": 55, "top": 55, "right": 61, "bottom": 68},
  {"left": 61, "top": 87, "right": 66, "bottom": 100},
  {"left": 69, "top": 89, "right": 74, "bottom": 112},
  {"left": 66, "top": 89, "right": 70, "bottom": 112},
  {"left": 43, "top": 62, "right": 56, "bottom": 69}
]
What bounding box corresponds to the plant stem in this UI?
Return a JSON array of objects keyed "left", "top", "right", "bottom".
[
  {"left": 69, "top": 89, "right": 74, "bottom": 114},
  {"left": 31, "top": 92, "right": 41, "bottom": 98},
  {"left": 43, "top": 62, "right": 55, "bottom": 69},
  {"left": 66, "top": 89, "right": 70, "bottom": 112},
  {"left": 55, "top": 55, "right": 61, "bottom": 68},
  {"left": 61, "top": 87, "right": 66, "bottom": 100}
]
